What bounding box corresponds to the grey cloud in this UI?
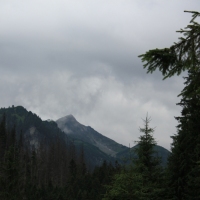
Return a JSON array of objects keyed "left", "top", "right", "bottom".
[{"left": 1, "top": 0, "right": 199, "bottom": 150}]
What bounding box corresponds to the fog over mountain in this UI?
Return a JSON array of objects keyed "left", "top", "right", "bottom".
[
  {"left": 0, "top": 1, "right": 199, "bottom": 150},
  {"left": 56, "top": 114, "right": 127, "bottom": 157}
]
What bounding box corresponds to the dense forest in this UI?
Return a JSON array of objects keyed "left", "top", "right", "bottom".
[
  {"left": 0, "top": 110, "right": 166, "bottom": 200},
  {"left": 0, "top": 10, "right": 200, "bottom": 200},
  {"left": 0, "top": 112, "right": 121, "bottom": 199}
]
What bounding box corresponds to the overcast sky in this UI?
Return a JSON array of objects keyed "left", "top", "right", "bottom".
[{"left": 0, "top": 0, "right": 199, "bottom": 150}]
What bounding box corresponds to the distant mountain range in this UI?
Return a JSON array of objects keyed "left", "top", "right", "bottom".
[{"left": 0, "top": 106, "right": 170, "bottom": 167}]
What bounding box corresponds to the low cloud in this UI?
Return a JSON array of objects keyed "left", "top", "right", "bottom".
[{"left": 0, "top": 0, "right": 199, "bottom": 150}]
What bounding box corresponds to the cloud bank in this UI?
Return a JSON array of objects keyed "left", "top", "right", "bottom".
[{"left": 1, "top": 0, "right": 199, "bottom": 149}]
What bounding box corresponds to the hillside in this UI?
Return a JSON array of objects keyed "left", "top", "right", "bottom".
[
  {"left": 116, "top": 144, "right": 170, "bottom": 166},
  {"left": 56, "top": 115, "right": 127, "bottom": 157},
  {"left": 0, "top": 105, "right": 170, "bottom": 167},
  {"left": 0, "top": 106, "right": 115, "bottom": 167}
]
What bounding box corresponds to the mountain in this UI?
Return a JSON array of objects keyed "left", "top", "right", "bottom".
[
  {"left": 116, "top": 144, "right": 170, "bottom": 166},
  {"left": 0, "top": 105, "right": 69, "bottom": 150},
  {"left": 56, "top": 114, "right": 170, "bottom": 166},
  {"left": 0, "top": 106, "right": 116, "bottom": 167},
  {"left": 56, "top": 115, "right": 127, "bottom": 157},
  {"left": 0, "top": 105, "right": 170, "bottom": 168}
]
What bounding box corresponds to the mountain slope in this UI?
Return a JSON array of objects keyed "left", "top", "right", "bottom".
[
  {"left": 56, "top": 115, "right": 127, "bottom": 157},
  {"left": 0, "top": 106, "right": 69, "bottom": 150},
  {"left": 57, "top": 114, "right": 171, "bottom": 166},
  {"left": 0, "top": 106, "right": 171, "bottom": 167},
  {"left": 116, "top": 144, "right": 170, "bottom": 166},
  {"left": 0, "top": 106, "right": 116, "bottom": 167}
]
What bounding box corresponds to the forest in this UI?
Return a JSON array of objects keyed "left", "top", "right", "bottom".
[{"left": 0, "top": 10, "right": 200, "bottom": 200}]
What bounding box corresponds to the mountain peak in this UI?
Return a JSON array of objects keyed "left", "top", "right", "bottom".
[
  {"left": 63, "top": 114, "right": 77, "bottom": 122},
  {"left": 56, "top": 115, "right": 80, "bottom": 133},
  {"left": 56, "top": 114, "right": 76, "bottom": 122}
]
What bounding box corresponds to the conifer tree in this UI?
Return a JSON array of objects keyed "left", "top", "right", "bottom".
[
  {"left": 103, "top": 115, "right": 164, "bottom": 200},
  {"left": 0, "top": 113, "right": 7, "bottom": 161},
  {"left": 0, "top": 125, "right": 20, "bottom": 199},
  {"left": 133, "top": 115, "right": 164, "bottom": 200},
  {"left": 139, "top": 10, "right": 200, "bottom": 200},
  {"left": 0, "top": 114, "right": 7, "bottom": 199},
  {"left": 134, "top": 115, "right": 158, "bottom": 172}
]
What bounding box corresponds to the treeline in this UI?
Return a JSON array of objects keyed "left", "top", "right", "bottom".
[
  {"left": 0, "top": 114, "right": 121, "bottom": 200},
  {"left": 0, "top": 112, "right": 170, "bottom": 200}
]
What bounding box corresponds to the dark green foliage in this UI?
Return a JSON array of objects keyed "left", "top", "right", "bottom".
[
  {"left": 103, "top": 168, "right": 143, "bottom": 200},
  {"left": 167, "top": 73, "right": 200, "bottom": 199},
  {"left": 0, "top": 113, "right": 6, "bottom": 161},
  {"left": 134, "top": 115, "right": 159, "bottom": 169},
  {"left": 103, "top": 116, "right": 165, "bottom": 200},
  {"left": 186, "top": 161, "right": 200, "bottom": 200},
  {"left": 0, "top": 112, "right": 122, "bottom": 199},
  {"left": 0, "top": 122, "right": 21, "bottom": 199},
  {"left": 116, "top": 144, "right": 170, "bottom": 166},
  {"left": 0, "top": 106, "right": 170, "bottom": 199},
  {"left": 139, "top": 10, "right": 200, "bottom": 200},
  {"left": 139, "top": 11, "right": 200, "bottom": 80},
  {"left": 133, "top": 115, "right": 165, "bottom": 199}
]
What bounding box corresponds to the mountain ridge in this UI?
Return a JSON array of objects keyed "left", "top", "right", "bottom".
[
  {"left": 56, "top": 114, "right": 127, "bottom": 157},
  {"left": 0, "top": 105, "right": 170, "bottom": 167},
  {"left": 0, "top": 106, "right": 117, "bottom": 167}
]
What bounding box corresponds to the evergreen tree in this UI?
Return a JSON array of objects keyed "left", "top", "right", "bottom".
[
  {"left": 133, "top": 115, "right": 163, "bottom": 199},
  {"left": 134, "top": 115, "right": 158, "bottom": 172},
  {"left": 139, "top": 10, "right": 200, "bottom": 200},
  {"left": 133, "top": 115, "right": 164, "bottom": 200},
  {"left": 0, "top": 113, "right": 7, "bottom": 161},
  {"left": 0, "top": 125, "right": 21, "bottom": 199},
  {"left": 103, "top": 115, "right": 164, "bottom": 200},
  {"left": 103, "top": 168, "right": 143, "bottom": 200},
  {"left": 0, "top": 115, "right": 6, "bottom": 198}
]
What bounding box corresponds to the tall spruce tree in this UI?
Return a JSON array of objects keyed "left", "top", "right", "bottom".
[
  {"left": 103, "top": 115, "right": 164, "bottom": 200},
  {"left": 133, "top": 115, "right": 164, "bottom": 200},
  {"left": 139, "top": 10, "right": 200, "bottom": 200},
  {"left": 134, "top": 115, "right": 158, "bottom": 173}
]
